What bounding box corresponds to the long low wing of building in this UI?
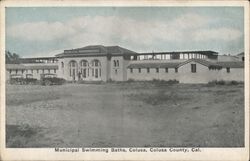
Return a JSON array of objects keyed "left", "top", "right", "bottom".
[{"left": 5, "top": 45, "right": 244, "bottom": 84}]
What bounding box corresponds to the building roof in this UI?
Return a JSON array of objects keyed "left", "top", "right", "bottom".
[
  {"left": 128, "top": 61, "right": 181, "bottom": 68},
  {"left": 56, "top": 45, "right": 137, "bottom": 57},
  {"left": 6, "top": 64, "right": 58, "bottom": 70},
  {"left": 217, "top": 61, "right": 244, "bottom": 68},
  {"left": 138, "top": 50, "right": 218, "bottom": 56},
  {"left": 25, "top": 65, "right": 58, "bottom": 70},
  {"left": 237, "top": 52, "right": 244, "bottom": 56},
  {"left": 6, "top": 64, "right": 27, "bottom": 70},
  {"left": 178, "top": 59, "right": 221, "bottom": 68},
  {"left": 217, "top": 55, "right": 241, "bottom": 62},
  {"left": 127, "top": 59, "right": 244, "bottom": 69}
]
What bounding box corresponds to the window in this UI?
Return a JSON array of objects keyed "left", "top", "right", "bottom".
[
  {"left": 138, "top": 68, "right": 141, "bottom": 73},
  {"left": 191, "top": 64, "right": 196, "bottom": 73},
  {"left": 226, "top": 67, "right": 230, "bottom": 73},
  {"left": 147, "top": 68, "right": 150, "bottom": 73},
  {"left": 61, "top": 62, "right": 64, "bottom": 68},
  {"left": 9, "top": 69, "right": 12, "bottom": 74},
  {"left": 95, "top": 69, "right": 98, "bottom": 78},
  {"left": 42, "top": 69, "right": 44, "bottom": 74},
  {"left": 175, "top": 68, "right": 178, "bottom": 73},
  {"left": 16, "top": 70, "right": 18, "bottom": 74},
  {"left": 21, "top": 70, "right": 24, "bottom": 74},
  {"left": 48, "top": 69, "right": 50, "bottom": 73},
  {"left": 156, "top": 68, "right": 159, "bottom": 73},
  {"left": 117, "top": 60, "right": 119, "bottom": 67},
  {"left": 165, "top": 68, "right": 168, "bottom": 73},
  {"left": 114, "top": 60, "right": 116, "bottom": 67},
  {"left": 130, "top": 68, "right": 133, "bottom": 73},
  {"left": 54, "top": 69, "right": 56, "bottom": 73},
  {"left": 37, "top": 69, "right": 39, "bottom": 73},
  {"left": 31, "top": 69, "right": 33, "bottom": 73}
]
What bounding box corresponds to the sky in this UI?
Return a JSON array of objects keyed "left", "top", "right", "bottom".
[{"left": 6, "top": 7, "right": 244, "bottom": 58}]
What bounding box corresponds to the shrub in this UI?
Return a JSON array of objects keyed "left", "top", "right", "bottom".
[
  {"left": 127, "top": 78, "right": 135, "bottom": 82},
  {"left": 217, "top": 80, "right": 226, "bottom": 85},
  {"left": 167, "top": 79, "right": 179, "bottom": 84},
  {"left": 107, "top": 78, "right": 114, "bottom": 83},
  {"left": 230, "top": 81, "right": 239, "bottom": 85},
  {"left": 41, "top": 77, "right": 66, "bottom": 86},
  {"left": 208, "top": 80, "right": 242, "bottom": 85}
]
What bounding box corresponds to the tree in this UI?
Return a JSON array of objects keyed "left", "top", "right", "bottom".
[{"left": 5, "top": 50, "right": 21, "bottom": 64}]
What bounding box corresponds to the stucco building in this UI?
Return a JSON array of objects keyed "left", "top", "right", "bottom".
[{"left": 5, "top": 45, "right": 244, "bottom": 83}]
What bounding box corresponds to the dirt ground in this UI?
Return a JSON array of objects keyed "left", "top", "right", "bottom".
[{"left": 6, "top": 82, "right": 244, "bottom": 147}]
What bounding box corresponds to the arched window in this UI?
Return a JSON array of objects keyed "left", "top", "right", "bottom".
[
  {"left": 113, "top": 60, "right": 116, "bottom": 67},
  {"left": 91, "top": 60, "right": 101, "bottom": 79},
  {"left": 80, "top": 60, "right": 89, "bottom": 79},
  {"left": 69, "top": 60, "right": 78, "bottom": 80},
  {"left": 116, "top": 60, "right": 119, "bottom": 67}
]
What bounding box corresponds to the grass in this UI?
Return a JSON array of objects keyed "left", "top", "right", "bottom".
[{"left": 6, "top": 82, "right": 244, "bottom": 147}]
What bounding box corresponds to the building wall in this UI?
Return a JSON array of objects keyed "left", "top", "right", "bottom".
[
  {"left": 217, "top": 68, "right": 244, "bottom": 82},
  {"left": 127, "top": 67, "right": 179, "bottom": 81},
  {"left": 110, "top": 56, "right": 128, "bottom": 81},
  {"left": 59, "top": 56, "right": 108, "bottom": 81},
  {"left": 178, "top": 62, "right": 213, "bottom": 83},
  {"left": 127, "top": 61, "right": 244, "bottom": 83}
]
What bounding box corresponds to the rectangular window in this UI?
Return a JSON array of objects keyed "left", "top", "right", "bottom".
[
  {"left": 31, "top": 70, "right": 33, "bottom": 73},
  {"left": 10, "top": 69, "right": 12, "bottom": 74},
  {"left": 156, "top": 68, "right": 159, "bottom": 73},
  {"left": 92, "top": 69, "right": 94, "bottom": 76},
  {"left": 138, "top": 68, "right": 141, "bottom": 73},
  {"left": 175, "top": 68, "right": 178, "bottom": 73},
  {"left": 191, "top": 64, "right": 197, "bottom": 73},
  {"left": 95, "top": 69, "right": 98, "bottom": 78},
  {"left": 226, "top": 67, "right": 230, "bottom": 73},
  {"left": 130, "top": 68, "right": 133, "bottom": 73},
  {"left": 48, "top": 69, "right": 50, "bottom": 73},
  {"left": 37, "top": 69, "right": 39, "bottom": 73},
  {"left": 165, "top": 68, "right": 168, "bottom": 73},
  {"left": 54, "top": 69, "right": 56, "bottom": 73},
  {"left": 99, "top": 68, "right": 101, "bottom": 77},
  {"left": 16, "top": 70, "right": 18, "bottom": 74},
  {"left": 42, "top": 69, "right": 44, "bottom": 74},
  {"left": 147, "top": 68, "right": 150, "bottom": 73}
]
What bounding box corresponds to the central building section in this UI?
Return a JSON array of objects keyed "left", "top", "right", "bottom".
[{"left": 56, "top": 45, "right": 137, "bottom": 81}]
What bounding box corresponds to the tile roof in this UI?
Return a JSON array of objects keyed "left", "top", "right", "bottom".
[
  {"left": 178, "top": 59, "right": 221, "bottom": 68},
  {"left": 217, "top": 61, "right": 244, "bottom": 68},
  {"left": 57, "top": 45, "right": 137, "bottom": 57},
  {"left": 6, "top": 64, "right": 58, "bottom": 70},
  {"left": 128, "top": 62, "right": 180, "bottom": 68},
  {"left": 25, "top": 65, "right": 58, "bottom": 70},
  {"left": 6, "top": 64, "right": 26, "bottom": 69}
]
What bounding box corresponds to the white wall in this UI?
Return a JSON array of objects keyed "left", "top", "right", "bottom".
[
  {"left": 127, "top": 67, "right": 179, "bottom": 81},
  {"left": 60, "top": 56, "right": 108, "bottom": 81}
]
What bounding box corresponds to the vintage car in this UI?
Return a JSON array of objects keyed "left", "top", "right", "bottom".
[
  {"left": 9, "top": 74, "right": 37, "bottom": 85},
  {"left": 40, "top": 74, "right": 65, "bottom": 86}
]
